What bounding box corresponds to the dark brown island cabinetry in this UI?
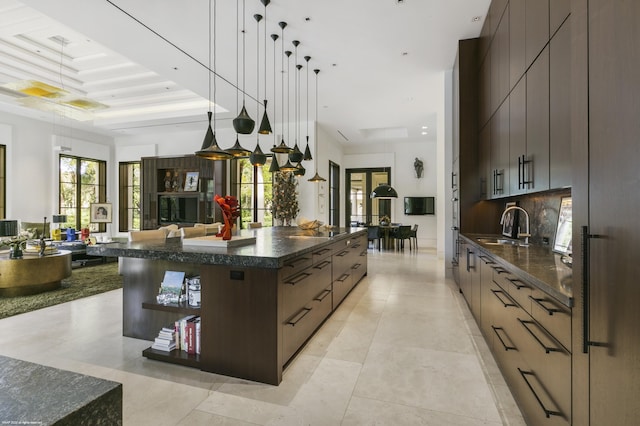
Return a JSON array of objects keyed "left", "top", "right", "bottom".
[{"left": 88, "top": 228, "right": 367, "bottom": 385}]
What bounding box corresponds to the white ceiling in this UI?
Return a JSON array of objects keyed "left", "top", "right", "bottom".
[{"left": 0, "top": 0, "right": 490, "bottom": 146}]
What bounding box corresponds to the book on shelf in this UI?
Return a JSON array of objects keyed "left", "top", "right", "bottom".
[
  {"left": 151, "top": 341, "right": 176, "bottom": 352},
  {"left": 195, "top": 318, "right": 201, "bottom": 355}
]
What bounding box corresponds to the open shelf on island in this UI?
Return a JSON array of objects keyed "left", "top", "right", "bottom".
[
  {"left": 142, "top": 347, "right": 200, "bottom": 368},
  {"left": 142, "top": 301, "right": 200, "bottom": 315}
]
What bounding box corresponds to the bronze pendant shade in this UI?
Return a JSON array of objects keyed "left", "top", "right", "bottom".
[{"left": 197, "top": 112, "right": 233, "bottom": 160}]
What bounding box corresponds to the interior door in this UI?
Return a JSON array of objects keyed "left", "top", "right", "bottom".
[{"left": 345, "top": 168, "right": 391, "bottom": 226}]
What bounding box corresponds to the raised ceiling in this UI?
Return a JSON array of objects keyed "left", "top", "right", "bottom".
[{"left": 1, "top": 0, "right": 490, "bottom": 145}]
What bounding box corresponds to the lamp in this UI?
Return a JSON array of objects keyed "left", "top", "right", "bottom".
[
  {"left": 370, "top": 183, "right": 398, "bottom": 199},
  {"left": 288, "top": 42, "right": 304, "bottom": 164},
  {"left": 232, "top": 0, "right": 255, "bottom": 134},
  {"left": 196, "top": 0, "right": 233, "bottom": 160},
  {"left": 257, "top": 0, "right": 272, "bottom": 135},
  {"left": 308, "top": 69, "right": 326, "bottom": 182},
  {"left": 0, "top": 220, "right": 18, "bottom": 237},
  {"left": 271, "top": 22, "right": 293, "bottom": 154},
  {"left": 268, "top": 32, "right": 281, "bottom": 173},
  {"left": 278, "top": 49, "right": 297, "bottom": 172},
  {"left": 249, "top": 13, "right": 267, "bottom": 167},
  {"left": 303, "top": 55, "right": 313, "bottom": 161},
  {"left": 51, "top": 214, "right": 67, "bottom": 240}
]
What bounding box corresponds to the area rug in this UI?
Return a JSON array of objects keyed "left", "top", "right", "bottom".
[{"left": 0, "top": 262, "right": 122, "bottom": 319}]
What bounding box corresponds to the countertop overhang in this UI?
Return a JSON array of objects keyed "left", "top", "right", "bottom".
[
  {"left": 87, "top": 227, "right": 367, "bottom": 269},
  {"left": 461, "top": 233, "right": 573, "bottom": 307}
]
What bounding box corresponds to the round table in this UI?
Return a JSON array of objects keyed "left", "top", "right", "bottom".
[{"left": 0, "top": 250, "right": 72, "bottom": 297}]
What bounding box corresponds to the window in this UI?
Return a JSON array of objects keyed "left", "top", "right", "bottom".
[
  {"left": 0, "top": 144, "right": 5, "bottom": 219},
  {"left": 119, "top": 162, "right": 141, "bottom": 232},
  {"left": 345, "top": 168, "right": 391, "bottom": 226},
  {"left": 232, "top": 157, "right": 274, "bottom": 228},
  {"left": 59, "top": 154, "right": 106, "bottom": 232},
  {"left": 329, "top": 161, "right": 340, "bottom": 226}
]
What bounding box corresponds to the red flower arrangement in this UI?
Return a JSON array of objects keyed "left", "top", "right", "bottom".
[{"left": 214, "top": 195, "right": 240, "bottom": 240}]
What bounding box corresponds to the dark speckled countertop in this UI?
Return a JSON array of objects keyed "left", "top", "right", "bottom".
[
  {"left": 87, "top": 227, "right": 366, "bottom": 269},
  {"left": 462, "top": 233, "right": 573, "bottom": 307}
]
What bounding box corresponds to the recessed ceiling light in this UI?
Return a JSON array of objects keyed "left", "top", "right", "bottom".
[
  {"left": 472, "top": 16, "right": 482, "bottom": 22},
  {"left": 422, "top": 126, "right": 428, "bottom": 129},
  {"left": 421, "top": 131, "right": 428, "bottom": 135}
]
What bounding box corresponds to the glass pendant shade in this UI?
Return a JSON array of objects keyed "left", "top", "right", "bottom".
[
  {"left": 197, "top": 112, "right": 233, "bottom": 160},
  {"left": 233, "top": 104, "right": 255, "bottom": 134},
  {"left": 258, "top": 100, "right": 272, "bottom": 134},
  {"left": 370, "top": 184, "right": 398, "bottom": 199},
  {"left": 227, "top": 136, "right": 251, "bottom": 157},
  {"left": 268, "top": 154, "right": 280, "bottom": 172},
  {"left": 249, "top": 144, "right": 267, "bottom": 166},
  {"left": 289, "top": 144, "right": 303, "bottom": 163}
]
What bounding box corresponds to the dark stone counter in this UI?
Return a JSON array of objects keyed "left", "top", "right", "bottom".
[
  {"left": 87, "top": 227, "right": 366, "bottom": 269},
  {"left": 461, "top": 233, "right": 573, "bottom": 307},
  {"left": 0, "top": 355, "right": 122, "bottom": 425}
]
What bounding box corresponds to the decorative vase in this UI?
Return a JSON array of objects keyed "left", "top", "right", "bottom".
[{"left": 9, "top": 245, "right": 23, "bottom": 259}]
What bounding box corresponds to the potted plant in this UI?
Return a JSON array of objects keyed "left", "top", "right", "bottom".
[
  {"left": 0, "top": 236, "right": 27, "bottom": 259},
  {"left": 379, "top": 215, "right": 391, "bottom": 226}
]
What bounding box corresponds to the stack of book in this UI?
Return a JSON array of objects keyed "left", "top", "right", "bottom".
[
  {"left": 176, "top": 315, "right": 201, "bottom": 355},
  {"left": 150, "top": 327, "right": 177, "bottom": 352}
]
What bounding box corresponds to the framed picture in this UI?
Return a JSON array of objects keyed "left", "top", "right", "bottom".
[
  {"left": 553, "top": 196, "right": 573, "bottom": 255},
  {"left": 183, "top": 171, "right": 199, "bottom": 192},
  {"left": 90, "top": 203, "right": 112, "bottom": 223},
  {"left": 501, "top": 201, "right": 519, "bottom": 239}
]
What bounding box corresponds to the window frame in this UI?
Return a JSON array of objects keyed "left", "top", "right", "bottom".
[
  {"left": 118, "top": 161, "right": 141, "bottom": 232},
  {"left": 59, "top": 154, "right": 107, "bottom": 232}
]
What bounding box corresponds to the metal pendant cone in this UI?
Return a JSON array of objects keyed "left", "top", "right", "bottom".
[
  {"left": 289, "top": 143, "right": 304, "bottom": 163},
  {"left": 249, "top": 144, "right": 267, "bottom": 166},
  {"left": 258, "top": 100, "right": 272, "bottom": 134},
  {"left": 233, "top": 104, "right": 255, "bottom": 134}
]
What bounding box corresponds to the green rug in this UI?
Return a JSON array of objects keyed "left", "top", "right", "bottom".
[{"left": 0, "top": 262, "right": 122, "bottom": 319}]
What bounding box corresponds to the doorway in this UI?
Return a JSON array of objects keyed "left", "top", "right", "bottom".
[{"left": 345, "top": 168, "right": 391, "bottom": 226}]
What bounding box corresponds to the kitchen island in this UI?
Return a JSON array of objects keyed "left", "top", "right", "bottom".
[{"left": 87, "top": 227, "right": 367, "bottom": 385}]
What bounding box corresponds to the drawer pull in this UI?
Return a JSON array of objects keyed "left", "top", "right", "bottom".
[
  {"left": 491, "top": 266, "right": 508, "bottom": 274},
  {"left": 491, "top": 289, "right": 517, "bottom": 307},
  {"left": 314, "top": 260, "right": 331, "bottom": 270},
  {"left": 336, "top": 273, "right": 350, "bottom": 283},
  {"left": 285, "top": 257, "right": 311, "bottom": 268},
  {"left": 478, "top": 255, "right": 495, "bottom": 264},
  {"left": 336, "top": 250, "right": 349, "bottom": 257},
  {"left": 518, "top": 318, "right": 563, "bottom": 354},
  {"left": 517, "top": 369, "right": 563, "bottom": 418},
  {"left": 352, "top": 263, "right": 362, "bottom": 270},
  {"left": 285, "top": 272, "right": 311, "bottom": 286},
  {"left": 529, "top": 296, "right": 561, "bottom": 315},
  {"left": 287, "top": 307, "right": 312, "bottom": 326},
  {"left": 314, "top": 289, "right": 331, "bottom": 302},
  {"left": 507, "top": 278, "right": 529, "bottom": 291},
  {"left": 313, "top": 248, "right": 331, "bottom": 256},
  {"left": 491, "top": 326, "right": 517, "bottom": 351}
]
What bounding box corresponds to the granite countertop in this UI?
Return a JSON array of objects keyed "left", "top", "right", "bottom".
[
  {"left": 87, "top": 227, "right": 366, "bottom": 269},
  {"left": 461, "top": 233, "right": 573, "bottom": 307}
]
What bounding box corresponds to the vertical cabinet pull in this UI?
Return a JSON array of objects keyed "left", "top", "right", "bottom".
[
  {"left": 492, "top": 326, "right": 517, "bottom": 351},
  {"left": 518, "top": 318, "right": 563, "bottom": 354},
  {"left": 517, "top": 369, "right": 563, "bottom": 418}
]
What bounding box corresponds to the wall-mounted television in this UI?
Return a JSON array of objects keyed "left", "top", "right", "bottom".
[{"left": 404, "top": 196, "right": 435, "bottom": 215}]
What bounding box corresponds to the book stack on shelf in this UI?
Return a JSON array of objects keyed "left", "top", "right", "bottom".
[
  {"left": 177, "top": 315, "right": 201, "bottom": 355},
  {"left": 151, "top": 327, "right": 177, "bottom": 352}
]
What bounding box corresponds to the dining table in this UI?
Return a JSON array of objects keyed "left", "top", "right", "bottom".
[{"left": 378, "top": 224, "right": 400, "bottom": 250}]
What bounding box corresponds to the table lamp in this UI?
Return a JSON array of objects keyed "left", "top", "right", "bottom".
[{"left": 51, "top": 215, "right": 67, "bottom": 241}]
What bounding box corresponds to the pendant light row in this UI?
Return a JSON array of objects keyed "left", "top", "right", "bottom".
[{"left": 196, "top": 0, "right": 323, "bottom": 182}]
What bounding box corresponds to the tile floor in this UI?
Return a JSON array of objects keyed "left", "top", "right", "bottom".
[{"left": 0, "top": 248, "right": 526, "bottom": 425}]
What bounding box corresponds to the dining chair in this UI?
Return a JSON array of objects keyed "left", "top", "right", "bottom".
[
  {"left": 367, "top": 225, "right": 381, "bottom": 251},
  {"left": 248, "top": 222, "right": 263, "bottom": 229},
  {"left": 128, "top": 229, "right": 168, "bottom": 242},
  {"left": 410, "top": 224, "right": 419, "bottom": 250},
  {"left": 180, "top": 226, "right": 206, "bottom": 239},
  {"left": 395, "top": 225, "right": 412, "bottom": 251}
]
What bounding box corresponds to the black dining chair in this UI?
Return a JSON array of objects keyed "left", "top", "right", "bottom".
[
  {"left": 367, "top": 225, "right": 381, "bottom": 251},
  {"left": 409, "top": 224, "right": 418, "bottom": 250},
  {"left": 395, "top": 225, "right": 412, "bottom": 251}
]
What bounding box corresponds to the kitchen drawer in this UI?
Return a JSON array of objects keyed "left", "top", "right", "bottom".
[
  {"left": 283, "top": 285, "right": 332, "bottom": 362},
  {"left": 529, "top": 288, "right": 571, "bottom": 351},
  {"left": 511, "top": 367, "right": 570, "bottom": 426},
  {"left": 311, "top": 246, "right": 333, "bottom": 265},
  {"left": 493, "top": 269, "right": 533, "bottom": 313},
  {"left": 282, "top": 263, "right": 332, "bottom": 320},
  {"left": 332, "top": 270, "right": 352, "bottom": 309},
  {"left": 332, "top": 248, "right": 351, "bottom": 276},
  {"left": 281, "top": 254, "right": 313, "bottom": 281}
]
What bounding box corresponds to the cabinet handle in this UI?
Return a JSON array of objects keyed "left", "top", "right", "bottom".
[
  {"left": 491, "top": 289, "right": 517, "bottom": 307},
  {"left": 336, "top": 250, "right": 349, "bottom": 257},
  {"left": 517, "top": 318, "right": 563, "bottom": 354},
  {"left": 491, "top": 266, "right": 508, "bottom": 274},
  {"left": 287, "top": 307, "right": 312, "bottom": 326},
  {"left": 451, "top": 172, "right": 457, "bottom": 189},
  {"left": 285, "top": 257, "right": 311, "bottom": 268},
  {"left": 314, "top": 289, "right": 331, "bottom": 302},
  {"left": 336, "top": 273, "right": 350, "bottom": 283},
  {"left": 518, "top": 155, "right": 523, "bottom": 189},
  {"left": 581, "top": 226, "right": 605, "bottom": 353},
  {"left": 285, "top": 272, "right": 311, "bottom": 286},
  {"left": 517, "top": 369, "right": 563, "bottom": 418},
  {"left": 313, "top": 248, "right": 331, "bottom": 256},
  {"left": 495, "top": 169, "right": 504, "bottom": 193},
  {"left": 314, "top": 260, "right": 331, "bottom": 270},
  {"left": 529, "top": 295, "right": 561, "bottom": 315},
  {"left": 492, "top": 326, "right": 517, "bottom": 351},
  {"left": 520, "top": 155, "right": 533, "bottom": 189},
  {"left": 507, "top": 278, "right": 529, "bottom": 291},
  {"left": 478, "top": 255, "right": 495, "bottom": 264},
  {"left": 352, "top": 263, "right": 362, "bottom": 270}
]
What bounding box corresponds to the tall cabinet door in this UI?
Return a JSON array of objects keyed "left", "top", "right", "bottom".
[{"left": 587, "top": 0, "right": 640, "bottom": 424}]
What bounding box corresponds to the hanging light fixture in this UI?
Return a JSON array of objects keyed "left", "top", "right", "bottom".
[
  {"left": 278, "top": 49, "right": 297, "bottom": 172},
  {"left": 303, "top": 55, "right": 313, "bottom": 161},
  {"left": 257, "top": 0, "right": 272, "bottom": 135},
  {"left": 288, "top": 41, "right": 304, "bottom": 164},
  {"left": 232, "top": 0, "right": 254, "bottom": 134},
  {"left": 271, "top": 22, "right": 292, "bottom": 154},
  {"left": 196, "top": 0, "right": 233, "bottom": 160},
  {"left": 308, "top": 69, "right": 326, "bottom": 182},
  {"left": 249, "top": 13, "right": 266, "bottom": 166},
  {"left": 268, "top": 32, "right": 280, "bottom": 173},
  {"left": 370, "top": 167, "right": 398, "bottom": 198},
  {"left": 293, "top": 61, "right": 306, "bottom": 176}
]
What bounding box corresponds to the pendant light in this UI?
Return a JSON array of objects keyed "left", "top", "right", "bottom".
[
  {"left": 249, "top": 13, "right": 266, "bottom": 166},
  {"left": 371, "top": 167, "right": 399, "bottom": 199},
  {"left": 271, "top": 22, "right": 293, "bottom": 154},
  {"left": 292, "top": 61, "right": 306, "bottom": 176},
  {"left": 227, "top": 0, "right": 251, "bottom": 156},
  {"left": 308, "top": 69, "right": 326, "bottom": 182},
  {"left": 268, "top": 32, "right": 280, "bottom": 173},
  {"left": 196, "top": 0, "right": 233, "bottom": 160},
  {"left": 232, "top": 0, "right": 255, "bottom": 134},
  {"left": 303, "top": 55, "right": 313, "bottom": 161},
  {"left": 288, "top": 41, "right": 304, "bottom": 164},
  {"left": 278, "top": 49, "right": 297, "bottom": 172},
  {"left": 257, "top": 0, "right": 272, "bottom": 135}
]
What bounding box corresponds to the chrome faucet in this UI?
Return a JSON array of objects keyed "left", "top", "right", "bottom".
[{"left": 500, "top": 206, "right": 530, "bottom": 246}]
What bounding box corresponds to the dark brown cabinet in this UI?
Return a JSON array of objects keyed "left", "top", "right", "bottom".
[
  {"left": 525, "top": 0, "right": 549, "bottom": 68},
  {"left": 491, "top": 4, "right": 510, "bottom": 115},
  {"left": 550, "top": 0, "right": 570, "bottom": 36},
  {"left": 489, "top": 100, "right": 510, "bottom": 198},
  {"left": 509, "top": 0, "right": 526, "bottom": 90},
  {"left": 549, "top": 19, "right": 571, "bottom": 189},
  {"left": 525, "top": 46, "right": 550, "bottom": 192},
  {"left": 508, "top": 77, "right": 526, "bottom": 196}
]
